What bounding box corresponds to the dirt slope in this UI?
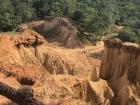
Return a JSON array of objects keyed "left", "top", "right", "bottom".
[
  {"left": 18, "top": 17, "right": 80, "bottom": 48},
  {"left": 0, "top": 30, "right": 140, "bottom": 105},
  {"left": 0, "top": 29, "right": 103, "bottom": 80},
  {"left": 0, "top": 29, "right": 112, "bottom": 105},
  {"left": 1, "top": 29, "right": 139, "bottom": 105}
]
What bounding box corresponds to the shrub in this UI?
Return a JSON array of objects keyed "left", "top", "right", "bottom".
[{"left": 113, "top": 28, "right": 140, "bottom": 43}]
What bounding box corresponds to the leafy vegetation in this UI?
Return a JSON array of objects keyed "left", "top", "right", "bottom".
[
  {"left": 0, "top": 0, "right": 139, "bottom": 43},
  {"left": 7, "top": 31, "right": 17, "bottom": 36},
  {"left": 113, "top": 27, "right": 140, "bottom": 43}
]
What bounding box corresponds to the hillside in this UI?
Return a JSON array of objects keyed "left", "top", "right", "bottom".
[
  {"left": 0, "top": 0, "right": 139, "bottom": 104},
  {"left": 0, "top": 0, "right": 139, "bottom": 43},
  {"left": 0, "top": 28, "right": 139, "bottom": 105},
  {"left": 0, "top": 29, "right": 105, "bottom": 105}
]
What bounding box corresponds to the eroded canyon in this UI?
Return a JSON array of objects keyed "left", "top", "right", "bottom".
[{"left": 0, "top": 26, "right": 139, "bottom": 104}]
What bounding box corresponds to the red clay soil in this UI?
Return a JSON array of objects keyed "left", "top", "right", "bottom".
[{"left": 0, "top": 29, "right": 107, "bottom": 105}]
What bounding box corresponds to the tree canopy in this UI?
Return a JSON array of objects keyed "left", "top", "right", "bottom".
[{"left": 0, "top": 0, "right": 139, "bottom": 42}]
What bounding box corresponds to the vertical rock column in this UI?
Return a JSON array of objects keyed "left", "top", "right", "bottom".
[
  {"left": 99, "top": 39, "right": 140, "bottom": 105},
  {"left": 99, "top": 39, "right": 122, "bottom": 80}
]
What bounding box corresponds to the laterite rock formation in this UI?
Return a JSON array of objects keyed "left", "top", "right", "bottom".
[
  {"left": 0, "top": 29, "right": 94, "bottom": 78},
  {"left": 18, "top": 17, "right": 80, "bottom": 48},
  {"left": 1, "top": 27, "right": 139, "bottom": 105},
  {"left": 0, "top": 29, "right": 110, "bottom": 105},
  {"left": 100, "top": 39, "right": 140, "bottom": 105}
]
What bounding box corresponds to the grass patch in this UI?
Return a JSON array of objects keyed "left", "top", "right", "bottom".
[{"left": 7, "top": 31, "right": 17, "bottom": 36}]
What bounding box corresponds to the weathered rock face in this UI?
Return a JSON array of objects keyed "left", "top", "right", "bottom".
[
  {"left": 100, "top": 39, "right": 140, "bottom": 105},
  {"left": 0, "top": 29, "right": 114, "bottom": 105},
  {"left": 53, "top": 75, "right": 114, "bottom": 105},
  {"left": 0, "top": 82, "right": 44, "bottom": 105},
  {"left": 0, "top": 30, "right": 46, "bottom": 66},
  {"left": 18, "top": 17, "right": 80, "bottom": 48},
  {"left": 44, "top": 51, "right": 76, "bottom": 75},
  {"left": 0, "top": 30, "right": 94, "bottom": 78},
  {"left": 0, "top": 63, "right": 113, "bottom": 105}
]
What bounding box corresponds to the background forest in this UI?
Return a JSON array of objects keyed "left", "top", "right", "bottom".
[{"left": 0, "top": 0, "right": 139, "bottom": 43}]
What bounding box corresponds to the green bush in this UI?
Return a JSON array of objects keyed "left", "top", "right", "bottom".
[
  {"left": 7, "top": 31, "right": 17, "bottom": 36},
  {"left": 113, "top": 28, "right": 140, "bottom": 43}
]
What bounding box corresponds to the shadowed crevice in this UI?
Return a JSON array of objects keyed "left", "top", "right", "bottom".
[{"left": 0, "top": 82, "right": 44, "bottom": 105}]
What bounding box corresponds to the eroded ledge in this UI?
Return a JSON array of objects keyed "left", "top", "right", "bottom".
[
  {"left": 122, "top": 42, "right": 140, "bottom": 54},
  {"left": 103, "top": 38, "right": 122, "bottom": 48}
]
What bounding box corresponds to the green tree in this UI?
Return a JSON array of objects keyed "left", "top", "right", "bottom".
[
  {"left": 113, "top": 27, "right": 140, "bottom": 43},
  {"left": 0, "top": 0, "right": 17, "bottom": 31},
  {"left": 0, "top": 0, "right": 139, "bottom": 44},
  {"left": 14, "top": 0, "right": 36, "bottom": 22}
]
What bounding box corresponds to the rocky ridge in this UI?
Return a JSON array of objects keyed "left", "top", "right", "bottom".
[
  {"left": 0, "top": 29, "right": 111, "bottom": 105},
  {"left": 0, "top": 29, "right": 139, "bottom": 105}
]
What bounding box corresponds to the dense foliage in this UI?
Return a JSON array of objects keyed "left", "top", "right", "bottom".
[
  {"left": 113, "top": 27, "right": 140, "bottom": 43},
  {"left": 0, "top": 0, "right": 139, "bottom": 42}
]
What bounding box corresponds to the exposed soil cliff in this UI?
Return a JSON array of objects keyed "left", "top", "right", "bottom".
[
  {"left": 18, "top": 17, "right": 80, "bottom": 48},
  {"left": 100, "top": 39, "right": 140, "bottom": 105},
  {"left": 0, "top": 29, "right": 95, "bottom": 79},
  {"left": 53, "top": 75, "right": 114, "bottom": 105},
  {"left": 0, "top": 29, "right": 111, "bottom": 105},
  {"left": 0, "top": 63, "right": 112, "bottom": 105},
  {"left": 1, "top": 29, "right": 139, "bottom": 105}
]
